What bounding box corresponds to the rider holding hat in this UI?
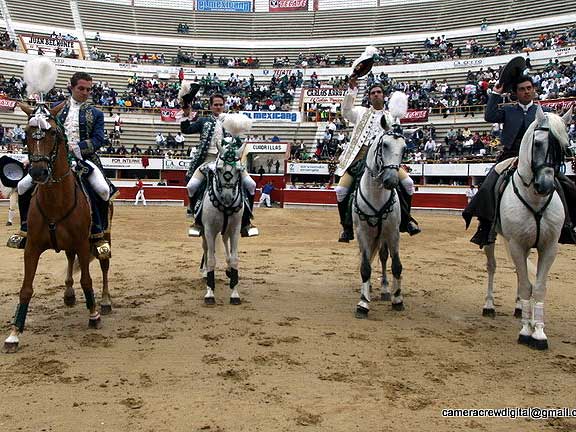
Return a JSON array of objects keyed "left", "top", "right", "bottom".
[{"left": 464, "top": 59, "right": 576, "bottom": 246}]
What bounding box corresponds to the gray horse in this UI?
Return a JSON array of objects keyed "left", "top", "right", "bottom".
[
  {"left": 200, "top": 135, "right": 247, "bottom": 305},
  {"left": 353, "top": 92, "right": 408, "bottom": 318}
]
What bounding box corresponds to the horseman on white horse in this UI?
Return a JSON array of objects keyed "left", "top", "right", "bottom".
[
  {"left": 463, "top": 57, "right": 576, "bottom": 247},
  {"left": 178, "top": 83, "right": 258, "bottom": 238},
  {"left": 335, "top": 47, "right": 420, "bottom": 243}
]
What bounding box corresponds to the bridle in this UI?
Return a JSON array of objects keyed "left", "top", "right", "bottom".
[
  {"left": 516, "top": 115, "right": 564, "bottom": 188},
  {"left": 365, "top": 124, "right": 405, "bottom": 185},
  {"left": 27, "top": 106, "right": 71, "bottom": 184},
  {"left": 206, "top": 144, "right": 244, "bottom": 235}
]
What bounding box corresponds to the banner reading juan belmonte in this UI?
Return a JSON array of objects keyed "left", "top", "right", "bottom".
[{"left": 269, "top": 0, "right": 308, "bottom": 12}]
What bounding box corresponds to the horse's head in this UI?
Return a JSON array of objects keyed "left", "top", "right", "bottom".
[
  {"left": 529, "top": 106, "right": 572, "bottom": 196},
  {"left": 366, "top": 114, "right": 406, "bottom": 190},
  {"left": 214, "top": 138, "right": 245, "bottom": 207},
  {"left": 21, "top": 102, "right": 66, "bottom": 184}
]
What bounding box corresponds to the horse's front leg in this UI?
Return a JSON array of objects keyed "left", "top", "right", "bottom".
[
  {"left": 482, "top": 243, "right": 497, "bottom": 318},
  {"left": 387, "top": 230, "right": 404, "bottom": 311},
  {"left": 507, "top": 240, "right": 532, "bottom": 347},
  {"left": 78, "top": 245, "right": 100, "bottom": 329},
  {"left": 204, "top": 231, "right": 217, "bottom": 305},
  {"left": 379, "top": 243, "right": 390, "bottom": 301},
  {"left": 4, "top": 248, "right": 42, "bottom": 353},
  {"left": 227, "top": 228, "right": 241, "bottom": 305},
  {"left": 529, "top": 242, "right": 559, "bottom": 351},
  {"left": 99, "top": 256, "right": 112, "bottom": 315},
  {"left": 63, "top": 251, "right": 76, "bottom": 307}
]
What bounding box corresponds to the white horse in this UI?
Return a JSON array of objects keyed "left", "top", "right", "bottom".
[
  {"left": 200, "top": 139, "right": 246, "bottom": 306},
  {"left": 353, "top": 96, "right": 408, "bottom": 318},
  {"left": 482, "top": 107, "right": 572, "bottom": 350}
]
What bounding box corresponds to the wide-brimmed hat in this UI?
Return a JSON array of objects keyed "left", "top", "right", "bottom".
[
  {"left": 499, "top": 56, "right": 527, "bottom": 92},
  {"left": 0, "top": 156, "right": 25, "bottom": 188},
  {"left": 351, "top": 46, "right": 380, "bottom": 78},
  {"left": 178, "top": 81, "right": 201, "bottom": 106}
]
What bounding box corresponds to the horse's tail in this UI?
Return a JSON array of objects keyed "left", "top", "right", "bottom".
[{"left": 71, "top": 256, "right": 96, "bottom": 275}]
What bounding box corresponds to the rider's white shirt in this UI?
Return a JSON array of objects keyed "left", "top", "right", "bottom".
[{"left": 64, "top": 98, "right": 82, "bottom": 160}]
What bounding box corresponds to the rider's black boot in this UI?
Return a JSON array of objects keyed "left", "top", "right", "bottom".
[
  {"left": 337, "top": 197, "right": 354, "bottom": 242},
  {"left": 398, "top": 185, "right": 421, "bottom": 236},
  {"left": 241, "top": 194, "right": 259, "bottom": 237}
]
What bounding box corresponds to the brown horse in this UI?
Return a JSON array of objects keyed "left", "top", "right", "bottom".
[{"left": 4, "top": 103, "right": 112, "bottom": 353}]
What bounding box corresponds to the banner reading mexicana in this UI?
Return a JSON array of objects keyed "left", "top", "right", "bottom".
[
  {"left": 240, "top": 111, "right": 301, "bottom": 123},
  {"left": 196, "top": 0, "right": 252, "bottom": 12}
]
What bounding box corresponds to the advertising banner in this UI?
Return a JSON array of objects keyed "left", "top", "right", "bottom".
[
  {"left": 159, "top": 108, "right": 193, "bottom": 122},
  {"left": 301, "top": 88, "right": 347, "bottom": 104},
  {"left": 163, "top": 159, "right": 191, "bottom": 170},
  {"left": 19, "top": 35, "right": 84, "bottom": 59},
  {"left": 400, "top": 109, "right": 428, "bottom": 124},
  {"left": 240, "top": 111, "right": 301, "bottom": 123},
  {"left": 196, "top": 0, "right": 252, "bottom": 12},
  {"left": 101, "top": 157, "right": 162, "bottom": 170},
  {"left": 286, "top": 162, "right": 329, "bottom": 175},
  {"left": 539, "top": 98, "right": 576, "bottom": 112},
  {"left": 269, "top": 0, "right": 308, "bottom": 12},
  {"left": 246, "top": 143, "right": 288, "bottom": 153},
  {"left": 0, "top": 98, "right": 17, "bottom": 112}
]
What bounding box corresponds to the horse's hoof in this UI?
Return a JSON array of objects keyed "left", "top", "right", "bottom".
[
  {"left": 517, "top": 334, "right": 532, "bottom": 346},
  {"left": 100, "top": 304, "right": 112, "bottom": 315},
  {"left": 380, "top": 293, "right": 391, "bottom": 301},
  {"left": 230, "top": 297, "right": 241, "bottom": 305},
  {"left": 3, "top": 342, "right": 18, "bottom": 353},
  {"left": 355, "top": 306, "right": 369, "bottom": 319},
  {"left": 530, "top": 338, "right": 549, "bottom": 351},
  {"left": 88, "top": 317, "right": 102, "bottom": 329},
  {"left": 391, "top": 302, "right": 405, "bottom": 311},
  {"left": 513, "top": 308, "right": 522, "bottom": 319},
  {"left": 63, "top": 295, "right": 76, "bottom": 307},
  {"left": 204, "top": 297, "right": 216, "bottom": 306},
  {"left": 482, "top": 308, "right": 496, "bottom": 318}
]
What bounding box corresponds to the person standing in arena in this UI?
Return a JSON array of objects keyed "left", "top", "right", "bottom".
[
  {"left": 134, "top": 177, "right": 146, "bottom": 206},
  {"left": 180, "top": 92, "right": 258, "bottom": 237},
  {"left": 335, "top": 77, "right": 420, "bottom": 242}
]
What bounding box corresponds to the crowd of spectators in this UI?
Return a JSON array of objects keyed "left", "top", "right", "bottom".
[{"left": 0, "top": 32, "right": 16, "bottom": 52}]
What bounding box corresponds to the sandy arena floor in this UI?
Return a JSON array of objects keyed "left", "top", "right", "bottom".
[{"left": 0, "top": 206, "right": 575, "bottom": 431}]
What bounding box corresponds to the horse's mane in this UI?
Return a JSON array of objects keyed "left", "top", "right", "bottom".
[{"left": 521, "top": 110, "right": 570, "bottom": 150}]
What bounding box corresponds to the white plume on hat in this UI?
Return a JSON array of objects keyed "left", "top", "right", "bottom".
[
  {"left": 177, "top": 80, "right": 192, "bottom": 104},
  {"left": 23, "top": 57, "right": 58, "bottom": 97},
  {"left": 222, "top": 113, "right": 253, "bottom": 137},
  {"left": 351, "top": 46, "right": 379, "bottom": 70},
  {"left": 388, "top": 91, "right": 408, "bottom": 122}
]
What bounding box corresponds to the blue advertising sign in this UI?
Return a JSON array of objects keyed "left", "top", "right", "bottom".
[{"left": 196, "top": 0, "right": 252, "bottom": 12}]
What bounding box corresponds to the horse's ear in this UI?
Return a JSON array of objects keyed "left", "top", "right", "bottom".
[
  {"left": 380, "top": 114, "right": 388, "bottom": 130},
  {"left": 18, "top": 102, "right": 33, "bottom": 116},
  {"left": 535, "top": 105, "right": 546, "bottom": 126},
  {"left": 49, "top": 102, "right": 65, "bottom": 118},
  {"left": 561, "top": 107, "right": 573, "bottom": 126}
]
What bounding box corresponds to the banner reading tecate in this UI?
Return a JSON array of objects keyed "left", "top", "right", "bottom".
[
  {"left": 0, "top": 99, "right": 17, "bottom": 112},
  {"left": 400, "top": 109, "right": 429, "bottom": 124},
  {"left": 240, "top": 111, "right": 301, "bottom": 123},
  {"left": 160, "top": 109, "right": 197, "bottom": 122},
  {"left": 269, "top": 0, "right": 308, "bottom": 12},
  {"left": 539, "top": 98, "right": 576, "bottom": 111},
  {"left": 196, "top": 0, "right": 252, "bottom": 12}
]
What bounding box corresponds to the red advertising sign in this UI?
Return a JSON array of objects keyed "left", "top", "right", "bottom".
[
  {"left": 269, "top": 0, "right": 308, "bottom": 12},
  {"left": 0, "top": 98, "right": 17, "bottom": 112},
  {"left": 539, "top": 98, "right": 576, "bottom": 112},
  {"left": 160, "top": 108, "right": 197, "bottom": 122},
  {"left": 400, "top": 109, "right": 429, "bottom": 124}
]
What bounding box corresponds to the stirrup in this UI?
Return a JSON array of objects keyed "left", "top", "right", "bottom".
[
  {"left": 407, "top": 221, "right": 421, "bottom": 236},
  {"left": 92, "top": 240, "right": 111, "bottom": 260},
  {"left": 7, "top": 233, "right": 26, "bottom": 249},
  {"left": 241, "top": 225, "right": 259, "bottom": 238},
  {"left": 188, "top": 224, "right": 203, "bottom": 237}
]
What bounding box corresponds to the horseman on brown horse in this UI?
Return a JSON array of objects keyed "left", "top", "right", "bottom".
[{"left": 4, "top": 58, "right": 115, "bottom": 353}]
